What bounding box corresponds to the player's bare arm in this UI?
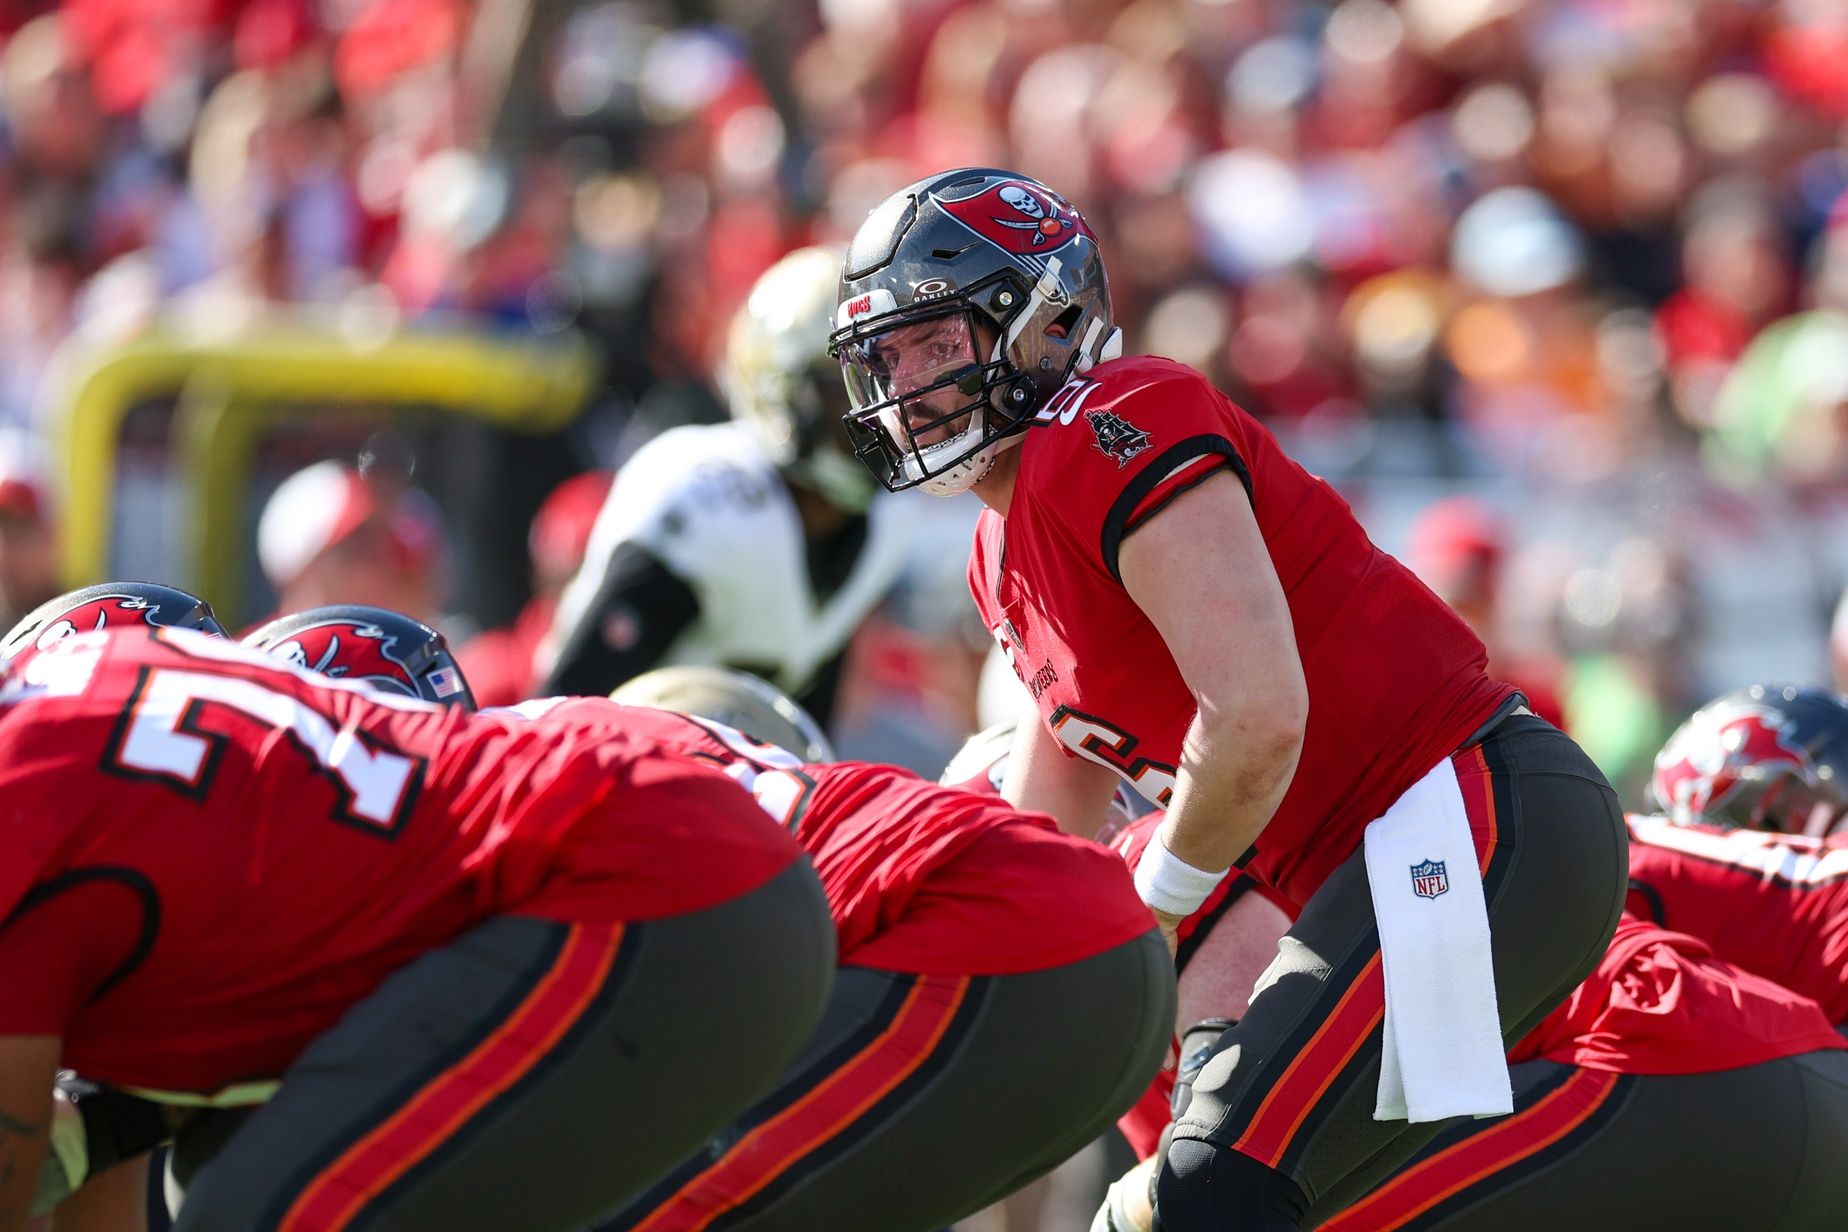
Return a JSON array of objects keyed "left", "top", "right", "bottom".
[
  {"left": 0, "top": 1038, "right": 59, "bottom": 1232},
  {"left": 1000, "top": 701, "right": 1120, "bottom": 839},
  {"left": 1118, "top": 468, "right": 1307, "bottom": 884},
  {"left": 49, "top": 1153, "right": 147, "bottom": 1232}
]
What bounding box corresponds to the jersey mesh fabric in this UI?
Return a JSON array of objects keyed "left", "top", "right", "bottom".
[{"left": 523, "top": 699, "right": 1156, "bottom": 973}]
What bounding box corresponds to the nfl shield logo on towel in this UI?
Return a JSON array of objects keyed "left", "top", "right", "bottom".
[{"left": 1410, "top": 860, "right": 1449, "bottom": 899}]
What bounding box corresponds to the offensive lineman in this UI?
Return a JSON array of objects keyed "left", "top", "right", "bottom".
[
  {"left": 36, "top": 663, "right": 1175, "bottom": 1232},
  {"left": 539, "top": 248, "right": 909, "bottom": 725},
  {"left": 0, "top": 627, "right": 833, "bottom": 1231},
  {"left": 828, "top": 168, "right": 1628, "bottom": 1229},
  {"left": 1623, "top": 683, "right": 1848, "bottom": 1021},
  {"left": 506, "top": 668, "right": 1175, "bottom": 1231}
]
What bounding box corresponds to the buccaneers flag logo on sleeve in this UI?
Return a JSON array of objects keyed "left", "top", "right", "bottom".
[{"left": 1086, "top": 410, "right": 1153, "bottom": 467}]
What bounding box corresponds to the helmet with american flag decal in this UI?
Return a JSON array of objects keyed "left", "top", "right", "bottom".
[{"left": 243, "top": 605, "right": 476, "bottom": 710}]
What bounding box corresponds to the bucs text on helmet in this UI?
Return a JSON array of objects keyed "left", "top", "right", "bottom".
[
  {"left": 242, "top": 605, "right": 476, "bottom": 710},
  {"left": 724, "top": 246, "right": 877, "bottom": 512},
  {"left": 1650, "top": 683, "right": 1848, "bottom": 837},
  {"left": 1, "top": 581, "right": 226, "bottom": 662},
  {"left": 827, "top": 168, "right": 1122, "bottom": 497},
  {"left": 611, "top": 665, "right": 833, "bottom": 763}
]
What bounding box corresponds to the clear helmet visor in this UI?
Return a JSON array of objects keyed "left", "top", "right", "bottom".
[{"left": 837, "top": 309, "right": 1006, "bottom": 490}]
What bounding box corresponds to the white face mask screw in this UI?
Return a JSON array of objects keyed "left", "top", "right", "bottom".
[{"left": 997, "top": 290, "right": 1014, "bottom": 307}]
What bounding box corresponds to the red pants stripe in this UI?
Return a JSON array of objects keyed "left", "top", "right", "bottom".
[
  {"left": 629, "top": 974, "right": 973, "bottom": 1232},
  {"left": 1320, "top": 1068, "right": 1622, "bottom": 1230},
  {"left": 277, "top": 921, "right": 627, "bottom": 1231}
]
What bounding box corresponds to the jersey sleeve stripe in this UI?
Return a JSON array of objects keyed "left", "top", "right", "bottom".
[{"left": 1100, "top": 435, "right": 1251, "bottom": 583}]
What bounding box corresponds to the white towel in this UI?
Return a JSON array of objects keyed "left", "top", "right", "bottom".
[{"left": 1363, "top": 757, "right": 1512, "bottom": 1123}]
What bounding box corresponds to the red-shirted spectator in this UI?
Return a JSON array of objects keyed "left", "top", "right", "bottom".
[{"left": 254, "top": 459, "right": 445, "bottom": 628}]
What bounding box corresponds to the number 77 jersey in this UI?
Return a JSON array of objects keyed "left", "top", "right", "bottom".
[{"left": 0, "top": 627, "right": 799, "bottom": 1099}]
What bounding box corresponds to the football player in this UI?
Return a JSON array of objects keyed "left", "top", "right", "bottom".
[
  {"left": 243, "top": 604, "right": 477, "bottom": 710},
  {"left": 531, "top": 667, "right": 1175, "bottom": 1232},
  {"left": 0, "top": 627, "right": 833, "bottom": 1232},
  {"left": 1621, "top": 683, "right": 1848, "bottom": 1022},
  {"left": 1100, "top": 813, "right": 1848, "bottom": 1231},
  {"left": 538, "top": 248, "right": 910, "bottom": 725},
  {"left": 39, "top": 606, "right": 482, "bottom": 1225},
  {"left": 829, "top": 168, "right": 1628, "bottom": 1230}
]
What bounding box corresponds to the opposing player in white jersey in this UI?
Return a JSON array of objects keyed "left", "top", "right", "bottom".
[{"left": 539, "top": 248, "right": 911, "bottom": 725}]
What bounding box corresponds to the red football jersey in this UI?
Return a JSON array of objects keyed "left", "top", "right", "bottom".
[
  {"left": 1624, "top": 813, "right": 1848, "bottom": 1024},
  {"left": 512, "top": 698, "right": 1157, "bottom": 974},
  {"left": 0, "top": 629, "right": 799, "bottom": 1097},
  {"left": 968, "top": 355, "right": 1514, "bottom": 905},
  {"left": 1510, "top": 914, "right": 1846, "bottom": 1074}
]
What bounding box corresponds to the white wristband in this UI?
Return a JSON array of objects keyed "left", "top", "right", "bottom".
[{"left": 1133, "top": 828, "right": 1226, "bottom": 917}]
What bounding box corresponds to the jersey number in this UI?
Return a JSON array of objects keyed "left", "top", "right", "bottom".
[
  {"left": 682, "top": 715, "right": 817, "bottom": 829},
  {"left": 106, "top": 667, "right": 425, "bottom": 836},
  {"left": 1037, "top": 377, "right": 1102, "bottom": 426},
  {"left": 1051, "top": 706, "right": 1177, "bottom": 808}
]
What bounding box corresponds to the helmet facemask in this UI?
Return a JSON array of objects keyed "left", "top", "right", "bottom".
[
  {"left": 834, "top": 266, "right": 1115, "bottom": 496},
  {"left": 723, "top": 246, "right": 878, "bottom": 511},
  {"left": 830, "top": 168, "right": 1122, "bottom": 496},
  {"left": 778, "top": 358, "right": 879, "bottom": 510},
  {"left": 835, "top": 297, "right": 1035, "bottom": 496}
]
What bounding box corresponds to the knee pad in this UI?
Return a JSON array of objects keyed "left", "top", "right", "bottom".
[
  {"left": 1154, "top": 1138, "right": 1311, "bottom": 1232},
  {"left": 1172, "top": 1018, "right": 1238, "bottom": 1120}
]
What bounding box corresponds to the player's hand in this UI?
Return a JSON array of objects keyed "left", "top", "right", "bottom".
[
  {"left": 1091, "top": 1158, "right": 1158, "bottom": 1232},
  {"left": 1151, "top": 906, "right": 1186, "bottom": 956}
]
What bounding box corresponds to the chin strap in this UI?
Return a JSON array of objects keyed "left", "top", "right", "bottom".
[{"left": 1073, "top": 320, "right": 1125, "bottom": 375}]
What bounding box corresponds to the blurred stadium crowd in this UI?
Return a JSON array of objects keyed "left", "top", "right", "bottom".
[{"left": 3, "top": 0, "right": 1848, "bottom": 812}]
